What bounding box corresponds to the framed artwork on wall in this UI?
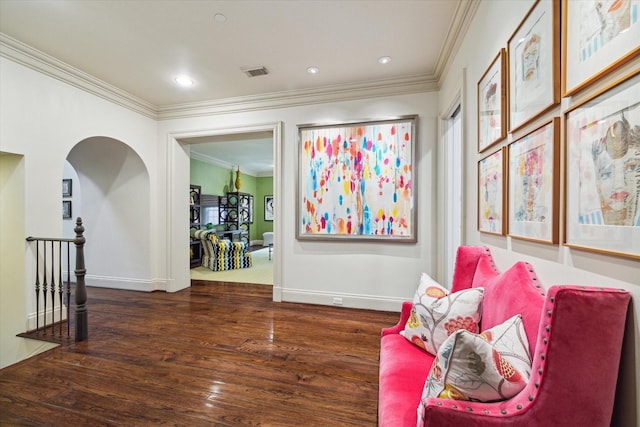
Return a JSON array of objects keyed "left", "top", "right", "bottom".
[
  {"left": 478, "top": 49, "right": 506, "bottom": 152},
  {"left": 562, "top": 0, "right": 640, "bottom": 96},
  {"left": 296, "top": 115, "right": 417, "bottom": 241},
  {"left": 507, "top": 0, "right": 560, "bottom": 132},
  {"left": 62, "top": 179, "right": 72, "bottom": 197},
  {"left": 478, "top": 147, "right": 506, "bottom": 235},
  {"left": 63, "top": 200, "right": 72, "bottom": 219},
  {"left": 508, "top": 117, "right": 560, "bottom": 243},
  {"left": 264, "top": 195, "right": 274, "bottom": 221},
  {"left": 564, "top": 70, "right": 640, "bottom": 259}
]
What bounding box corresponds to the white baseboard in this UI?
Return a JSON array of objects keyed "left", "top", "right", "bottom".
[
  {"left": 85, "top": 275, "right": 165, "bottom": 292},
  {"left": 27, "top": 305, "right": 69, "bottom": 331},
  {"left": 281, "top": 288, "right": 404, "bottom": 312}
]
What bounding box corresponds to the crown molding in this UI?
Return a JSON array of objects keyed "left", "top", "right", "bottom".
[
  {"left": 190, "top": 150, "right": 269, "bottom": 177},
  {"left": 156, "top": 75, "right": 438, "bottom": 120},
  {"left": 435, "top": 0, "right": 479, "bottom": 85},
  {"left": 0, "top": 33, "right": 157, "bottom": 119},
  {"left": 2, "top": 32, "right": 438, "bottom": 122}
]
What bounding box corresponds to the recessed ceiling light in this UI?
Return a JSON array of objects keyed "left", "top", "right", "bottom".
[
  {"left": 174, "top": 75, "right": 194, "bottom": 87},
  {"left": 378, "top": 56, "right": 392, "bottom": 65},
  {"left": 307, "top": 66, "right": 319, "bottom": 75},
  {"left": 214, "top": 13, "right": 227, "bottom": 23}
]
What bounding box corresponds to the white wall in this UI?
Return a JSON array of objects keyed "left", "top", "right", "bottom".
[
  {"left": 0, "top": 153, "right": 58, "bottom": 368},
  {"left": 158, "top": 93, "right": 440, "bottom": 309},
  {"left": 0, "top": 56, "right": 159, "bottom": 366},
  {"left": 438, "top": 1, "right": 640, "bottom": 425}
]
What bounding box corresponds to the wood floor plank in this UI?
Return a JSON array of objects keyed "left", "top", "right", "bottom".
[{"left": 0, "top": 281, "right": 400, "bottom": 426}]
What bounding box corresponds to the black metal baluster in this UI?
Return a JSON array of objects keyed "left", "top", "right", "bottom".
[
  {"left": 66, "top": 241, "right": 71, "bottom": 337},
  {"left": 59, "top": 240, "right": 64, "bottom": 337},
  {"left": 50, "top": 241, "right": 56, "bottom": 336},
  {"left": 42, "top": 241, "right": 48, "bottom": 335},
  {"left": 35, "top": 240, "right": 40, "bottom": 333}
]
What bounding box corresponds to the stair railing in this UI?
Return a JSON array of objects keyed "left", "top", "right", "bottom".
[{"left": 25, "top": 217, "right": 88, "bottom": 342}]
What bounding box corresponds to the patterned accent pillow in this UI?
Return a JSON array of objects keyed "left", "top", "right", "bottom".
[
  {"left": 400, "top": 273, "right": 484, "bottom": 355},
  {"left": 420, "top": 314, "right": 532, "bottom": 407}
]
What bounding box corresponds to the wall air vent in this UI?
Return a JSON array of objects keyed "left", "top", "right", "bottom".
[{"left": 242, "top": 66, "right": 269, "bottom": 77}]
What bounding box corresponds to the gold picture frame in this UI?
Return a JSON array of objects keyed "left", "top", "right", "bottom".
[
  {"left": 507, "top": 117, "right": 560, "bottom": 244},
  {"left": 562, "top": 0, "right": 640, "bottom": 96},
  {"left": 564, "top": 70, "right": 640, "bottom": 259},
  {"left": 507, "top": 0, "right": 560, "bottom": 133},
  {"left": 478, "top": 49, "right": 507, "bottom": 152}
]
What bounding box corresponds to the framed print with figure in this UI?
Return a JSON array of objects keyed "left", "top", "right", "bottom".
[
  {"left": 478, "top": 49, "right": 506, "bottom": 152},
  {"left": 564, "top": 70, "right": 640, "bottom": 259},
  {"left": 62, "top": 179, "right": 72, "bottom": 197},
  {"left": 508, "top": 117, "right": 560, "bottom": 243},
  {"left": 563, "top": 0, "right": 640, "bottom": 96},
  {"left": 508, "top": 0, "right": 560, "bottom": 132},
  {"left": 296, "top": 115, "right": 417, "bottom": 241},
  {"left": 478, "top": 147, "right": 506, "bottom": 235},
  {"left": 264, "top": 195, "right": 274, "bottom": 221}
]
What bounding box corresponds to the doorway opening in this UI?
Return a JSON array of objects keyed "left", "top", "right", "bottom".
[{"left": 171, "top": 122, "right": 282, "bottom": 301}]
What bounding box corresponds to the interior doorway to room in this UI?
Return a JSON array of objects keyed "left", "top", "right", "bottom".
[
  {"left": 442, "top": 103, "right": 463, "bottom": 286},
  {"left": 179, "top": 127, "right": 278, "bottom": 289}
]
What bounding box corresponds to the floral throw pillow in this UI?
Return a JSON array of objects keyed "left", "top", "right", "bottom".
[
  {"left": 400, "top": 273, "right": 484, "bottom": 355},
  {"left": 420, "top": 314, "right": 532, "bottom": 406}
]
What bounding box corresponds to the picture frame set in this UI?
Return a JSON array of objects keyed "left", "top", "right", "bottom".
[
  {"left": 296, "top": 115, "right": 417, "bottom": 242},
  {"left": 476, "top": 0, "right": 640, "bottom": 259},
  {"left": 62, "top": 179, "right": 72, "bottom": 219}
]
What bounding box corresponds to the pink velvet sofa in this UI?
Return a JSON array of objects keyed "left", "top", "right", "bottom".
[{"left": 378, "top": 246, "right": 630, "bottom": 427}]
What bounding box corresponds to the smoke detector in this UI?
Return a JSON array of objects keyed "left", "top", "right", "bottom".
[{"left": 241, "top": 66, "right": 269, "bottom": 77}]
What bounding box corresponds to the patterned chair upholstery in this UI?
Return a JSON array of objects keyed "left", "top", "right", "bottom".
[{"left": 193, "top": 230, "right": 253, "bottom": 271}]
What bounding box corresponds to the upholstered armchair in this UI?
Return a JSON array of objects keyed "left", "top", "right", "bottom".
[{"left": 193, "top": 230, "right": 252, "bottom": 271}]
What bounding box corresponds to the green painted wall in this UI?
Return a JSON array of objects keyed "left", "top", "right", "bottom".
[{"left": 190, "top": 158, "right": 272, "bottom": 242}]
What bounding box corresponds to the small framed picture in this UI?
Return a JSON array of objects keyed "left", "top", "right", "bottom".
[
  {"left": 62, "top": 179, "right": 72, "bottom": 197},
  {"left": 63, "top": 200, "right": 72, "bottom": 219},
  {"left": 478, "top": 147, "right": 506, "bottom": 235},
  {"left": 264, "top": 195, "right": 274, "bottom": 221},
  {"left": 507, "top": 0, "right": 560, "bottom": 132},
  {"left": 507, "top": 117, "right": 560, "bottom": 244},
  {"left": 477, "top": 49, "right": 506, "bottom": 152}
]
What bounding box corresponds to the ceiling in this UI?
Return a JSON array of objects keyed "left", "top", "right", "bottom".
[{"left": 0, "top": 0, "right": 472, "bottom": 177}]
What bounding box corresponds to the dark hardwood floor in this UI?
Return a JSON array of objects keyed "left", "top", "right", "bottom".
[{"left": 0, "top": 281, "right": 399, "bottom": 426}]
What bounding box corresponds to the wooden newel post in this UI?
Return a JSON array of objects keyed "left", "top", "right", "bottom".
[{"left": 74, "top": 217, "right": 88, "bottom": 342}]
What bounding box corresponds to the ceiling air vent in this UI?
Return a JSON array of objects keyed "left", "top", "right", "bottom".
[{"left": 242, "top": 66, "right": 269, "bottom": 77}]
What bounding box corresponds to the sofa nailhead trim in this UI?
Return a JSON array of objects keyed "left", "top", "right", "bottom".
[
  {"left": 547, "top": 310, "right": 552, "bottom": 317},
  {"left": 545, "top": 325, "right": 550, "bottom": 332},
  {"left": 436, "top": 401, "right": 442, "bottom": 406},
  {"left": 529, "top": 395, "right": 534, "bottom": 401},
  {"left": 483, "top": 409, "right": 490, "bottom": 414},
  {"left": 538, "top": 368, "right": 543, "bottom": 375},
  {"left": 540, "top": 353, "right": 545, "bottom": 360},
  {"left": 466, "top": 407, "right": 473, "bottom": 412},
  {"left": 543, "top": 338, "right": 548, "bottom": 344},
  {"left": 550, "top": 296, "right": 555, "bottom": 302},
  {"left": 501, "top": 409, "right": 507, "bottom": 414},
  {"left": 451, "top": 404, "right": 458, "bottom": 409},
  {"left": 535, "top": 381, "right": 540, "bottom": 388},
  {"left": 517, "top": 404, "right": 523, "bottom": 410}
]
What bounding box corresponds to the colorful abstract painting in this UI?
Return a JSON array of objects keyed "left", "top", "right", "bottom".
[{"left": 297, "top": 117, "right": 416, "bottom": 241}]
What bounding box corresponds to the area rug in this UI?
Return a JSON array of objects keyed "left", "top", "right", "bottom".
[{"left": 190, "top": 246, "right": 273, "bottom": 285}]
